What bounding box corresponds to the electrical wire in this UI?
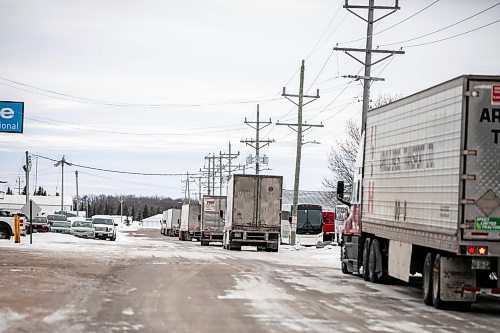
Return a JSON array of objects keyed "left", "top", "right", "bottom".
[
  {"left": 380, "top": 2, "right": 500, "bottom": 47},
  {"left": 26, "top": 116, "right": 246, "bottom": 136},
  {"left": 402, "top": 19, "right": 500, "bottom": 48},
  {"left": 0, "top": 75, "right": 282, "bottom": 108},
  {"left": 33, "top": 154, "right": 196, "bottom": 176}
]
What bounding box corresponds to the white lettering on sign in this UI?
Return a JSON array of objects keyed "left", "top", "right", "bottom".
[
  {"left": 492, "top": 85, "right": 500, "bottom": 105},
  {"left": 0, "top": 108, "right": 14, "bottom": 119}
]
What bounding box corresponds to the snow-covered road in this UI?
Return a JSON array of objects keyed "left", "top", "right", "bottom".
[{"left": 0, "top": 229, "right": 499, "bottom": 333}]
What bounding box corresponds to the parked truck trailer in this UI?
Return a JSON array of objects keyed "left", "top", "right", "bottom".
[
  {"left": 179, "top": 203, "right": 201, "bottom": 241},
  {"left": 338, "top": 75, "right": 500, "bottom": 309},
  {"left": 162, "top": 208, "right": 181, "bottom": 237},
  {"left": 223, "top": 174, "right": 282, "bottom": 252},
  {"left": 200, "top": 196, "right": 226, "bottom": 246}
]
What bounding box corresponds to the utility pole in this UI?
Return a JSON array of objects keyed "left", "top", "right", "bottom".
[
  {"left": 204, "top": 154, "right": 214, "bottom": 195},
  {"left": 182, "top": 172, "right": 197, "bottom": 204},
  {"left": 34, "top": 155, "right": 38, "bottom": 195},
  {"left": 334, "top": 0, "right": 404, "bottom": 133},
  {"left": 277, "top": 59, "right": 322, "bottom": 245},
  {"left": 23, "top": 151, "right": 31, "bottom": 205},
  {"left": 219, "top": 141, "right": 240, "bottom": 186},
  {"left": 241, "top": 104, "right": 274, "bottom": 175},
  {"left": 54, "top": 156, "right": 72, "bottom": 213},
  {"left": 16, "top": 176, "right": 21, "bottom": 195},
  {"left": 75, "top": 171, "right": 79, "bottom": 216},
  {"left": 120, "top": 196, "right": 123, "bottom": 224},
  {"left": 190, "top": 175, "right": 204, "bottom": 202}
]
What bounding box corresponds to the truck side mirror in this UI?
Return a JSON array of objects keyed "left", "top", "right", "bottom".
[
  {"left": 197, "top": 215, "right": 201, "bottom": 221},
  {"left": 322, "top": 216, "right": 327, "bottom": 223},
  {"left": 288, "top": 216, "right": 292, "bottom": 223},
  {"left": 337, "top": 181, "right": 345, "bottom": 199},
  {"left": 219, "top": 210, "right": 224, "bottom": 219}
]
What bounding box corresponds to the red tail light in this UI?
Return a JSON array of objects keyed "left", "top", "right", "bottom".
[{"left": 467, "top": 246, "right": 476, "bottom": 255}]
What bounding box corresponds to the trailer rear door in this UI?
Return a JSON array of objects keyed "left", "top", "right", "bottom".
[{"left": 463, "top": 78, "right": 500, "bottom": 241}]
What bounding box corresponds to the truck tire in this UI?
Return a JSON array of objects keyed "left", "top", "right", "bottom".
[
  {"left": 229, "top": 241, "right": 241, "bottom": 251},
  {"left": 201, "top": 240, "right": 209, "bottom": 246},
  {"left": 423, "top": 252, "right": 434, "bottom": 306},
  {"left": 369, "top": 239, "right": 382, "bottom": 283},
  {"left": 432, "top": 254, "right": 445, "bottom": 309},
  {"left": 362, "top": 238, "right": 371, "bottom": 281},
  {"left": 340, "top": 244, "right": 352, "bottom": 274},
  {"left": 0, "top": 226, "right": 10, "bottom": 239}
]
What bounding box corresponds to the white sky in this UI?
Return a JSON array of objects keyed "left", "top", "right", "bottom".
[{"left": 0, "top": 0, "right": 499, "bottom": 198}]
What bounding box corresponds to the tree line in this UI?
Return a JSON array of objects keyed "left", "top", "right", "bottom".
[{"left": 75, "top": 194, "right": 185, "bottom": 221}]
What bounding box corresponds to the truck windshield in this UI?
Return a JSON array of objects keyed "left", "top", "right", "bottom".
[
  {"left": 296, "top": 208, "right": 322, "bottom": 234},
  {"left": 93, "top": 218, "right": 114, "bottom": 225}
]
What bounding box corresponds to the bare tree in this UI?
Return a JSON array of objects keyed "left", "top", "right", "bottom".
[
  {"left": 370, "top": 93, "right": 403, "bottom": 109},
  {"left": 323, "top": 119, "right": 360, "bottom": 199}
]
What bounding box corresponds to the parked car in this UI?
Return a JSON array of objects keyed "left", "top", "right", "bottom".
[
  {"left": 30, "top": 216, "right": 50, "bottom": 233},
  {"left": 47, "top": 214, "right": 68, "bottom": 226},
  {"left": 70, "top": 220, "right": 95, "bottom": 239},
  {"left": 51, "top": 221, "right": 71, "bottom": 234},
  {"left": 92, "top": 218, "right": 117, "bottom": 241}
]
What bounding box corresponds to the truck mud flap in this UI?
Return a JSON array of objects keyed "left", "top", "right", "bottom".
[{"left": 440, "top": 257, "right": 476, "bottom": 302}]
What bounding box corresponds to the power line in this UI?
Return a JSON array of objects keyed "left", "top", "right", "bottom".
[
  {"left": 403, "top": 19, "right": 500, "bottom": 48},
  {"left": 380, "top": 2, "right": 500, "bottom": 47},
  {"left": 33, "top": 154, "right": 195, "bottom": 176},
  {"left": 0, "top": 75, "right": 282, "bottom": 108},
  {"left": 26, "top": 116, "right": 246, "bottom": 136}
]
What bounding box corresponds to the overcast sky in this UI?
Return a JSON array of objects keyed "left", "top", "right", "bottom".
[{"left": 0, "top": 0, "right": 499, "bottom": 200}]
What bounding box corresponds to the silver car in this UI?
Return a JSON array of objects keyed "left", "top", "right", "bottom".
[
  {"left": 70, "top": 220, "right": 95, "bottom": 239},
  {"left": 50, "top": 221, "right": 71, "bottom": 234}
]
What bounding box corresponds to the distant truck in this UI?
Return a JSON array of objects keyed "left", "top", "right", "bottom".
[
  {"left": 179, "top": 203, "right": 201, "bottom": 241},
  {"left": 322, "top": 210, "right": 335, "bottom": 242},
  {"left": 200, "top": 196, "right": 226, "bottom": 246},
  {"left": 161, "top": 208, "right": 181, "bottom": 237},
  {"left": 223, "top": 174, "right": 282, "bottom": 252},
  {"left": 338, "top": 75, "right": 500, "bottom": 309}
]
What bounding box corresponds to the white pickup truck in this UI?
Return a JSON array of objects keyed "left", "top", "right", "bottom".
[{"left": 0, "top": 209, "right": 26, "bottom": 239}]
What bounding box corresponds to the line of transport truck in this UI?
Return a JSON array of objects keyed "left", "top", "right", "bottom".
[{"left": 156, "top": 75, "right": 499, "bottom": 309}]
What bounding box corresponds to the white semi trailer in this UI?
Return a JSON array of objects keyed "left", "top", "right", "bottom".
[
  {"left": 338, "top": 75, "right": 500, "bottom": 309},
  {"left": 180, "top": 203, "right": 201, "bottom": 241},
  {"left": 223, "top": 174, "right": 282, "bottom": 252},
  {"left": 200, "top": 196, "right": 226, "bottom": 246},
  {"left": 162, "top": 208, "right": 181, "bottom": 237}
]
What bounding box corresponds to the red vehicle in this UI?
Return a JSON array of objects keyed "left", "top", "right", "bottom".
[
  {"left": 321, "top": 211, "right": 335, "bottom": 242},
  {"left": 30, "top": 216, "right": 50, "bottom": 233}
]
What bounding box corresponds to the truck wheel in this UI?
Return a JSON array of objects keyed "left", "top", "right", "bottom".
[
  {"left": 423, "top": 252, "right": 434, "bottom": 306},
  {"left": 432, "top": 254, "right": 445, "bottom": 309},
  {"left": 340, "top": 243, "right": 352, "bottom": 274},
  {"left": 362, "top": 238, "right": 371, "bottom": 281},
  {"left": 201, "top": 241, "right": 209, "bottom": 246},
  {"left": 229, "top": 242, "right": 241, "bottom": 251},
  {"left": 0, "top": 227, "right": 10, "bottom": 239},
  {"left": 369, "top": 239, "right": 382, "bottom": 283}
]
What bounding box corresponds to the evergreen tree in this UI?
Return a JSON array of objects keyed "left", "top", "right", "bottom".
[
  {"left": 131, "top": 206, "right": 136, "bottom": 221},
  {"left": 123, "top": 205, "right": 129, "bottom": 217},
  {"left": 156, "top": 206, "right": 161, "bottom": 214},
  {"left": 115, "top": 204, "right": 121, "bottom": 216},
  {"left": 142, "top": 204, "right": 149, "bottom": 219}
]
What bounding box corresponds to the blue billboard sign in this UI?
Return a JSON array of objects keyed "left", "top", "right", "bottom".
[{"left": 0, "top": 101, "right": 24, "bottom": 133}]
